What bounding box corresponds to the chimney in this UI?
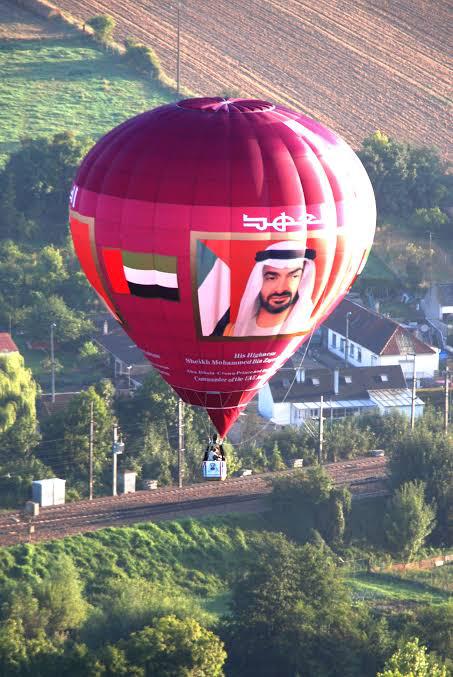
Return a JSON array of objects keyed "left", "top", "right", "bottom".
[
  {"left": 333, "top": 369, "right": 339, "bottom": 395},
  {"left": 103, "top": 319, "right": 109, "bottom": 335}
]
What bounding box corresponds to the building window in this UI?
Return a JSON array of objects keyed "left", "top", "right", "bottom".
[
  {"left": 340, "top": 338, "right": 345, "bottom": 353},
  {"left": 349, "top": 343, "right": 354, "bottom": 357},
  {"left": 331, "top": 332, "right": 337, "bottom": 348},
  {"left": 357, "top": 347, "right": 362, "bottom": 363}
]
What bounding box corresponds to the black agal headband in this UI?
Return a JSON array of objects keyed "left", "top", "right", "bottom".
[{"left": 255, "top": 248, "right": 316, "bottom": 263}]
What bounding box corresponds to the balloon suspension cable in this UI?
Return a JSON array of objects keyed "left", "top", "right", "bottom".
[
  {"left": 233, "top": 285, "right": 331, "bottom": 448},
  {"left": 232, "top": 321, "right": 318, "bottom": 447}
]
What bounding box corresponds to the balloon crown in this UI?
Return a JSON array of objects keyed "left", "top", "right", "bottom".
[{"left": 178, "top": 97, "right": 275, "bottom": 113}]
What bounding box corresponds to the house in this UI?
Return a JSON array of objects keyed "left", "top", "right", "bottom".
[
  {"left": 94, "top": 328, "right": 152, "bottom": 388},
  {"left": 322, "top": 299, "right": 439, "bottom": 380},
  {"left": 0, "top": 333, "right": 18, "bottom": 354},
  {"left": 422, "top": 283, "right": 453, "bottom": 322},
  {"left": 258, "top": 364, "right": 424, "bottom": 427}
]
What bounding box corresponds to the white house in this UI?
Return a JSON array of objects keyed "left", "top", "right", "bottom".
[
  {"left": 422, "top": 283, "right": 453, "bottom": 321},
  {"left": 258, "top": 364, "right": 424, "bottom": 427},
  {"left": 322, "top": 300, "right": 439, "bottom": 381}
]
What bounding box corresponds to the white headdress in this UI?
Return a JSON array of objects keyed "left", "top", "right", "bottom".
[{"left": 232, "top": 240, "right": 316, "bottom": 337}]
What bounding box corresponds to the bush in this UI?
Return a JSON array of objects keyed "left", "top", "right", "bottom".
[
  {"left": 86, "top": 15, "right": 115, "bottom": 42},
  {"left": 124, "top": 39, "right": 162, "bottom": 80}
]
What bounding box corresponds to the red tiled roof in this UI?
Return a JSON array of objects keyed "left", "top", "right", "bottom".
[
  {"left": 0, "top": 333, "right": 18, "bottom": 353},
  {"left": 322, "top": 300, "right": 436, "bottom": 355}
]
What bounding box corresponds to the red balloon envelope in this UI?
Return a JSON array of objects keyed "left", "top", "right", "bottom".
[{"left": 69, "top": 98, "right": 376, "bottom": 437}]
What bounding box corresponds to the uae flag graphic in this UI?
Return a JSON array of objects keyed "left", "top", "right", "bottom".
[
  {"left": 102, "top": 249, "right": 179, "bottom": 301},
  {"left": 197, "top": 241, "right": 231, "bottom": 336}
]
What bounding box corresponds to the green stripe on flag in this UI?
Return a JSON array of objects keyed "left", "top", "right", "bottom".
[
  {"left": 197, "top": 241, "right": 218, "bottom": 287},
  {"left": 122, "top": 251, "right": 177, "bottom": 273}
]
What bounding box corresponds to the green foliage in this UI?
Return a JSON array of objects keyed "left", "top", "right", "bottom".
[
  {"left": 86, "top": 15, "right": 116, "bottom": 42},
  {"left": 268, "top": 466, "right": 351, "bottom": 545},
  {"left": 78, "top": 341, "right": 103, "bottom": 367},
  {"left": 39, "top": 383, "right": 116, "bottom": 493},
  {"left": 23, "top": 293, "right": 93, "bottom": 345},
  {"left": 358, "top": 132, "right": 449, "bottom": 219},
  {"left": 0, "top": 239, "right": 96, "bottom": 334},
  {"left": 377, "top": 637, "right": 447, "bottom": 677},
  {"left": 80, "top": 576, "right": 215, "bottom": 648},
  {"left": 0, "top": 353, "right": 37, "bottom": 435},
  {"left": 412, "top": 207, "right": 449, "bottom": 235},
  {"left": 118, "top": 615, "right": 226, "bottom": 676},
  {"left": 408, "top": 602, "right": 453, "bottom": 671},
  {"left": 225, "top": 535, "right": 383, "bottom": 677},
  {"left": 0, "top": 353, "right": 41, "bottom": 490},
  {"left": 0, "top": 554, "right": 88, "bottom": 674},
  {"left": 323, "top": 416, "right": 376, "bottom": 461},
  {"left": 124, "top": 39, "right": 162, "bottom": 80},
  {"left": 0, "top": 132, "right": 92, "bottom": 242},
  {"left": 389, "top": 427, "right": 452, "bottom": 542},
  {"left": 384, "top": 481, "right": 436, "bottom": 561}
]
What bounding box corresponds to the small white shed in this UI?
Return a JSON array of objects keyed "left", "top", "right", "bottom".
[{"left": 32, "top": 478, "right": 66, "bottom": 507}]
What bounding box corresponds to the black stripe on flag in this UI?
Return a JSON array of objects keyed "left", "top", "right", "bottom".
[{"left": 128, "top": 282, "right": 180, "bottom": 301}]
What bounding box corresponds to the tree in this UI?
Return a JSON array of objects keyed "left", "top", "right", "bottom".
[
  {"left": 36, "top": 555, "right": 88, "bottom": 639},
  {"left": 120, "top": 615, "right": 226, "bottom": 677},
  {"left": 358, "top": 132, "right": 449, "bottom": 218},
  {"left": 86, "top": 14, "right": 116, "bottom": 42},
  {"left": 324, "top": 416, "right": 376, "bottom": 461},
  {"left": 39, "top": 383, "right": 116, "bottom": 494},
  {"left": 78, "top": 341, "right": 104, "bottom": 368},
  {"left": 225, "top": 536, "right": 369, "bottom": 677},
  {"left": 23, "top": 293, "right": 93, "bottom": 345},
  {"left": 0, "top": 352, "right": 41, "bottom": 474},
  {"left": 268, "top": 466, "right": 351, "bottom": 545},
  {"left": 377, "top": 637, "right": 447, "bottom": 677},
  {"left": 384, "top": 481, "right": 436, "bottom": 560},
  {"left": 0, "top": 132, "right": 92, "bottom": 242},
  {"left": 412, "top": 207, "right": 448, "bottom": 236},
  {"left": 389, "top": 428, "right": 452, "bottom": 541},
  {"left": 267, "top": 441, "right": 286, "bottom": 470}
]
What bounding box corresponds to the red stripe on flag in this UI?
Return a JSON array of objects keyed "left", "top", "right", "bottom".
[{"left": 102, "top": 248, "right": 130, "bottom": 294}]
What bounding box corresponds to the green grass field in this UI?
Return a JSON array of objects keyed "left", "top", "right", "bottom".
[
  {"left": 0, "top": 37, "right": 174, "bottom": 167},
  {"left": 346, "top": 567, "right": 452, "bottom": 607}
]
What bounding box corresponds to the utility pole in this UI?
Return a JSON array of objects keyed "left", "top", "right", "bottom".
[
  {"left": 176, "top": 0, "right": 181, "bottom": 94},
  {"left": 178, "top": 398, "right": 185, "bottom": 488},
  {"left": 410, "top": 354, "right": 417, "bottom": 430},
  {"left": 112, "top": 424, "right": 124, "bottom": 496},
  {"left": 345, "top": 311, "right": 352, "bottom": 367},
  {"left": 318, "top": 395, "right": 324, "bottom": 464},
  {"left": 444, "top": 367, "right": 449, "bottom": 433},
  {"left": 89, "top": 401, "right": 94, "bottom": 500},
  {"left": 50, "top": 322, "right": 56, "bottom": 403}
]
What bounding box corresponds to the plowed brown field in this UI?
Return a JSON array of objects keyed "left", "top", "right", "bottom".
[{"left": 52, "top": 0, "right": 451, "bottom": 156}]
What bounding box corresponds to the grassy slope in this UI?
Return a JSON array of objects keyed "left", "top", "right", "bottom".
[
  {"left": 0, "top": 516, "right": 450, "bottom": 623},
  {"left": 0, "top": 36, "right": 173, "bottom": 166}
]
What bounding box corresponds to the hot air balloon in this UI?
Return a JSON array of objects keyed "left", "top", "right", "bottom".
[{"left": 69, "top": 97, "right": 375, "bottom": 439}]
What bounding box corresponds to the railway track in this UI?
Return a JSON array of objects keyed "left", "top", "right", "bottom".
[{"left": 0, "top": 456, "right": 388, "bottom": 547}]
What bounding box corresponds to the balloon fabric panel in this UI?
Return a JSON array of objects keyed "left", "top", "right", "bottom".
[{"left": 70, "top": 98, "right": 376, "bottom": 437}]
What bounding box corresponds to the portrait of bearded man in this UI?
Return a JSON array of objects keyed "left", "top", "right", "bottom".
[{"left": 211, "top": 240, "right": 316, "bottom": 337}]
